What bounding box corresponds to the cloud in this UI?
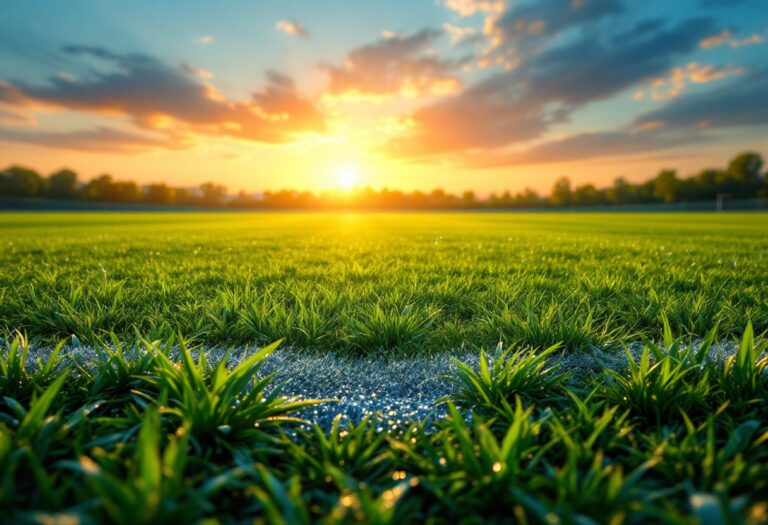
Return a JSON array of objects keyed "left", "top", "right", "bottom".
[
  {"left": 700, "top": 29, "right": 733, "bottom": 48},
  {"left": 275, "top": 20, "right": 310, "bottom": 39},
  {"left": 468, "top": 67, "right": 768, "bottom": 167},
  {"left": 443, "top": 0, "right": 504, "bottom": 17},
  {"left": 2, "top": 46, "right": 232, "bottom": 124},
  {"left": 0, "top": 106, "right": 33, "bottom": 125},
  {"left": 385, "top": 74, "right": 553, "bottom": 158},
  {"left": 0, "top": 46, "right": 325, "bottom": 150},
  {"left": 483, "top": 0, "right": 625, "bottom": 64},
  {"left": 196, "top": 35, "right": 215, "bottom": 45},
  {"left": 635, "top": 62, "right": 745, "bottom": 101},
  {"left": 700, "top": 29, "right": 765, "bottom": 48},
  {"left": 635, "top": 67, "right": 768, "bottom": 130},
  {"left": 322, "top": 29, "right": 465, "bottom": 99},
  {"left": 0, "top": 126, "right": 184, "bottom": 153},
  {"left": 386, "top": 16, "right": 715, "bottom": 159},
  {"left": 474, "top": 128, "right": 703, "bottom": 167},
  {"left": 492, "top": 0, "right": 625, "bottom": 43},
  {"left": 523, "top": 18, "right": 713, "bottom": 107},
  {"left": 182, "top": 64, "right": 214, "bottom": 79},
  {"left": 443, "top": 23, "right": 477, "bottom": 44}
]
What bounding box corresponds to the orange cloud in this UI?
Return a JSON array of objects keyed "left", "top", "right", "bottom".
[
  {"left": 0, "top": 126, "right": 190, "bottom": 153},
  {"left": 700, "top": 29, "right": 765, "bottom": 49},
  {"left": 0, "top": 106, "right": 34, "bottom": 126},
  {"left": 443, "top": 23, "right": 477, "bottom": 44},
  {"left": 0, "top": 47, "right": 325, "bottom": 151},
  {"left": 276, "top": 20, "right": 309, "bottom": 39},
  {"left": 182, "top": 64, "right": 214, "bottom": 79},
  {"left": 636, "top": 62, "right": 745, "bottom": 102},
  {"left": 322, "top": 29, "right": 465, "bottom": 99},
  {"left": 444, "top": 0, "right": 504, "bottom": 17},
  {"left": 700, "top": 29, "right": 732, "bottom": 48},
  {"left": 384, "top": 15, "right": 718, "bottom": 165}
]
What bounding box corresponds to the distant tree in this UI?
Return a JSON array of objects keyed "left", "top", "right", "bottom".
[
  {"left": 2, "top": 150, "right": 767, "bottom": 209},
  {"left": 607, "top": 177, "right": 633, "bottom": 204},
  {"left": 550, "top": 177, "right": 572, "bottom": 206},
  {"left": 515, "top": 188, "right": 542, "bottom": 208},
  {"left": 85, "top": 174, "right": 116, "bottom": 201},
  {"left": 175, "top": 187, "right": 196, "bottom": 206},
  {"left": 572, "top": 184, "right": 604, "bottom": 206},
  {"left": 410, "top": 190, "right": 428, "bottom": 209},
  {"left": 652, "top": 170, "right": 679, "bottom": 203},
  {"left": 430, "top": 188, "right": 447, "bottom": 208},
  {"left": 200, "top": 182, "right": 227, "bottom": 206},
  {"left": 145, "top": 183, "right": 176, "bottom": 205},
  {"left": 727, "top": 152, "right": 764, "bottom": 196},
  {"left": 499, "top": 190, "right": 513, "bottom": 208},
  {"left": 728, "top": 152, "right": 763, "bottom": 183},
  {"left": 760, "top": 176, "right": 768, "bottom": 198},
  {"left": 689, "top": 169, "right": 723, "bottom": 200},
  {"left": 230, "top": 190, "right": 257, "bottom": 208},
  {"left": 461, "top": 190, "right": 476, "bottom": 208},
  {"left": 0, "top": 166, "right": 45, "bottom": 197},
  {"left": 47, "top": 169, "right": 79, "bottom": 199},
  {"left": 112, "top": 181, "right": 141, "bottom": 203}
]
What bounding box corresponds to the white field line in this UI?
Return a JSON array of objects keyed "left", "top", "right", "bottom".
[{"left": 17, "top": 339, "right": 747, "bottom": 428}]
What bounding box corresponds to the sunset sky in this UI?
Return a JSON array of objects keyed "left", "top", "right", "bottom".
[{"left": 0, "top": 0, "right": 766, "bottom": 194}]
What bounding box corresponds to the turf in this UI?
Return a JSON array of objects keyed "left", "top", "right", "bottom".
[
  {"left": 2, "top": 211, "right": 768, "bottom": 522},
  {"left": 1, "top": 212, "right": 767, "bottom": 352},
  {"left": 1, "top": 327, "right": 767, "bottom": 523}
]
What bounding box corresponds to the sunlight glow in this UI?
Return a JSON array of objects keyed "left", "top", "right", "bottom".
[{"left": 334, "top": 165, "right": 361, "bottom": 190}]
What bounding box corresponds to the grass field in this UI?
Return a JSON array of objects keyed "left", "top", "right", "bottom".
[
  {"left": 2, "top": 212, "right": 768, "bottom": 523},
  {"left": 2, "top": 212, "right": 767, "bottom": 351}
]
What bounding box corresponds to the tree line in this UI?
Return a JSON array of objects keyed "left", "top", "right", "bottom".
[{"left": 1, "top": 152, "right": 765, "bottom": 209}]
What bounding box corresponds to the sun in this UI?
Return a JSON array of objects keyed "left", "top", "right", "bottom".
[{"left": 334, "top": 165, "right": 361, "bottom": 190}]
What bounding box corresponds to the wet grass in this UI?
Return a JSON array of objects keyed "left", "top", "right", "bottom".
[
  {"left": 2, "top": 211, "right": 767, "bottom": 521},
  {"left": 1, "top": 327, "right": 766, "bottom": 523},
  {"left": 1, "top": 212, "right": 767, "bottom": 353}
]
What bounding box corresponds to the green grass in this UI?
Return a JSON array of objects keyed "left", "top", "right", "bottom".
[
  {"left": 2, "top": 211, "right": 768, "bottom": 522},
  {"left": 1, "top": 328, "right": 767, "bottom": 523},
  {"left": 1, "top": 212, "right": 767, "bottom": 352}
]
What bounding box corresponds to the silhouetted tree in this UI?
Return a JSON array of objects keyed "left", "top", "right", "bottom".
[
  {"left": 85, "top": 174, "right": 115, "bottom": 201},
  {"left": 689, "top": 169, "right": 723, "bottom": 200},
  {"left": 145, "top": 183, "right": 176, "bottom": 205},
  {"left": 652, "top": 170, "right": 679, "bottom": 203},
  {"left": 572, "top": 184, "right": 605, "bottom": 206},
  {"left": 728, "top": 152, "right": 763, "bottom": 183},
  {"left": 607, "top": 177, "right": 634, "bottom": 204},
  {"left": 46, "top": 169, "right": 79, "bottom": 199},
  {"left": 1, "top": 151, "right": 766, "bottom": 209},
  {"left": 0, "top": 166, "right": 44, "bottom": 197},
  {"left": 200, "top": 182, "right": 227, "bottom": 206},
  {"left": 727, "top": 152, "right": 764, "bottom": 196},
  {"left": 112, "top": 181, "right": 141, "bottom": 203},
  {"left": 461, "top": 190, "right": 476, "bottom": 208},
  {"left": 550, "top": 177, "right": 572, "bottom": 206},
  {"left": 175, "top": 188, "right": 196, "bottom": 206},
  {"left": 230, "top": 190, "right": 257, "bottom": 208}
]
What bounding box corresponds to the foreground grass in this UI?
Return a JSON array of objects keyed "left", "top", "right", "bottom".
[
  {"left": 1, "top": 325, "right": 767, "bottom": 523},
  {"left": 1, "top": 212, "right": 767, "bottom": 353}
]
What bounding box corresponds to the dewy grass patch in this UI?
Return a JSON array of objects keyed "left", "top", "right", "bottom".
[
  {"left": 1, "top": 325, "right": 767, "bottom": 522},
  {"left": 1, "top": 212, "right": 766, "bottom": 352},
  {"left": 1, "top": 212, "right": 768, "bottom": 522}
]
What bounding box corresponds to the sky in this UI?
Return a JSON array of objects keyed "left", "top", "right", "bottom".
[{"left": 0, "top": 0, "right": 766, "bottom": 195}]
